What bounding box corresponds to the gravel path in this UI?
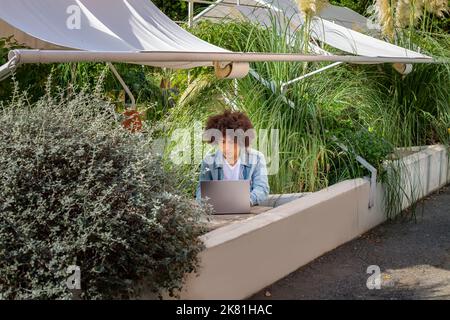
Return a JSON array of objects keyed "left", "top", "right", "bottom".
[{"left": 251, "top": 184, "right": 450, "bottom": 300}]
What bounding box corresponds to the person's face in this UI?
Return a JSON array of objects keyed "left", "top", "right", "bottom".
[{"left": 219, "top": 135, "right": 239, "bottom": 158}]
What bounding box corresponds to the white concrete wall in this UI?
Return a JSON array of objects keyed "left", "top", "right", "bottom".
[
  {"left": 144, "top": 145, "right": 449, "bottom": 300},
  {"left": 176, "top": 179, "right": 371, "bottom": 299},
  {"left": 384, "top": 145, "right": 450, "bottom": 211}
]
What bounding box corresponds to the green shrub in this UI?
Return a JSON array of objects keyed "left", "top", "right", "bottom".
[
  {"left": 170, "top": 18, "right": 449, "bottom": 194},
  {"left": 0, "top": 83, "right": 209, "bottom": 299},
  {"left": 0, "top": 36, "right": 54, "bottom": 103},
  {"left": 152, "top": 0, "right": 188, "bottom": 21},
  {"left": 1, "top": 36, "right": 170, "bottom": 117},
  {"left": 327, "top": 128, "right": 395, "bottom": 183}
]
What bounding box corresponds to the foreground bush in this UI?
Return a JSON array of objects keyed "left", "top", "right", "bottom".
[{"left": 0, "top": 86, "right": 209, "bottom": 299}]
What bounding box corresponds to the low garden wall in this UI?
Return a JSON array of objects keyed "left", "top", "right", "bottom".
[
  {"left": 142, "top": 144, "right": 449, "bottom": 300},
  {"left": 387, "top": 145, "right": 450, "bottom": 210}
]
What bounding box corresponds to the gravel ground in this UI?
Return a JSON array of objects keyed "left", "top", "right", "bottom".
[{"left": 250, "top": 184, "right": 450, "bottom": 300}]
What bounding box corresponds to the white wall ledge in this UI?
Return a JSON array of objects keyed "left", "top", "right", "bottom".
[{"left": 143, "top": 144, "right": 449, "bottom": 300}]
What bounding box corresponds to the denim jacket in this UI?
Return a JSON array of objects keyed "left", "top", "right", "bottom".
[{"left": 195, "top": 148, "right": 270, "bottom": 206}]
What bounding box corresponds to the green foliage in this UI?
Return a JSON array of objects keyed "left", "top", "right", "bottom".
[
  {"left": 0, "top": 36, "right": 54, "bottom": 102},
  {"left": 0, "top": 1, "right": 448, "bottom": 203},
  {"left": 0, "top": 36, "right": 12, "bottom": 65},
  {"left": 152, "top": 0, "right": 208, "bottom": 22},
  {"left": 152, "top": 0, "right": 187, "bottom": 21},
  {"left": 164, "top": 17, "right": 449, "bottom": 195},
  {"left": 363, "top": 32, "right": 450, "bottom": 148},
  {"left": 329, "top": 128, "right": 394, "bottom": 182},
  {"left": 0, "top": 36, "right": 173, "bottom": 121},
  {"left": 0, "top": 82, "right": 210, "bottom": 299}
]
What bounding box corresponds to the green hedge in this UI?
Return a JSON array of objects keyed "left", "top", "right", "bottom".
[{"left": 0, "top": 84, "right": 210, "bottom": 299}]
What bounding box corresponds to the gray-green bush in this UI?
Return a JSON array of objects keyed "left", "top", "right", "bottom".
[{"left": 0, "top": 83, "right": 209, "bottom": 299}]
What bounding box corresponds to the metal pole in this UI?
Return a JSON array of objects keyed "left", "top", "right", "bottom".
[
  {"left": 0, "top": 63, "right": 12, "bottom": 81},
  {"left": 332, "top": 137, "right": 377, "bottom": 208},
  {"left": 183, "top": 0, "right": 265, "bottom": 9},
  {"left": 249, "top": 69, "right": 296, "bottom": 109},
  {"left": 10, "top": 50, "right": 437, "bottom": 65},
  {"left": 280, "top": 61, "right": 343, "bottom": 92},
  {"left": 192, "top": 0, "right": 225, "bottom": 23},
  {"left": 107, "top": 62, "right": 136, "bottom": 109},
  {"left": 188, "top": 0, "right": 194, "bottom": 28},
  {"left": 0, "top": 55, "right": 18, "bottom": 81}
]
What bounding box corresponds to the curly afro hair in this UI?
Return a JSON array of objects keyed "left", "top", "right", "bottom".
[{"left": 204, "top": 110, "right": 255, "bottom": 147}]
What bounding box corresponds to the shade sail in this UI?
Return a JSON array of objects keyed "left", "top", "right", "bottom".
[
  {"left": 0, "top": 19, "right": 63, "bottom": 50},
  {"left": 196, "top": 0, "right": 430, "bottom": 59},
  {"left": 0, "top": 0, "right": 229, "bottom": 69},
  {"left": 0, "top": 0, "right": 436, "bottom": 83},
  {"left": 318, "top": 3, "right": 381, "bottom": 34}
]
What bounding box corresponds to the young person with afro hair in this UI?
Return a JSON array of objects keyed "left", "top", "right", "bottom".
[{"left": 196, "top": 110, "right": 269, "bottom": 206}]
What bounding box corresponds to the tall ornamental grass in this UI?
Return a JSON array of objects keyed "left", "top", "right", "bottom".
[{"left": 164, "top": 5, "right": 448, "bottom": 199}]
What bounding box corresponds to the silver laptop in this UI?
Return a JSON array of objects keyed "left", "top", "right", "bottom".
[{"left": 200, "top": 180, "right": 251, "bottom": 214}]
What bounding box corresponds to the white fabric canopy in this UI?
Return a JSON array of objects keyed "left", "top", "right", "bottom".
[
  {"left": 0, "top": 0, "right": 228, "bottom": 69},
  {"left": 196, "top": 0, "right": 430, "bottom": 59},
  {"left": 0, "top": 0, "right": 435, "bottom": 83},
  {"left": 318, "top": 3, "right": 381, "bottom": 34}
]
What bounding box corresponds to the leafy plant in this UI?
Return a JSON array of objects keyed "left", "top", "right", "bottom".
[
  {"left": 0, "top": 36, "right": 54, "bottom": 102},
  {"left": 0, "top": 81, "right": 210, "bottom": 299},
  {"left": 328, "top": 128, "right": 394, "bottom": 183},
  {"left": 152, "top": 0, "right": 188, "bottom": 21},
  {"left": 163, "top": 13, "right": 449, "bottom": 200}
]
